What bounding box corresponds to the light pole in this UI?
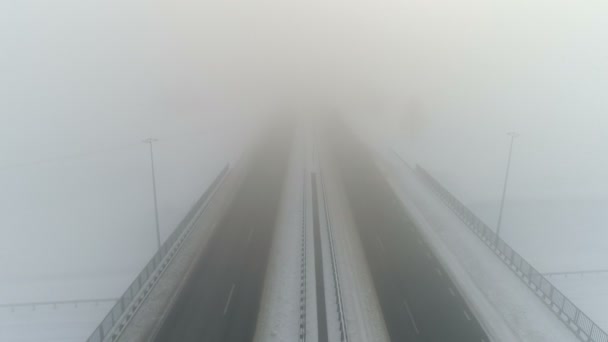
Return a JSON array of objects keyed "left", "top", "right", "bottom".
[
  {"left": 495, "top": 132, "right": 519, "bottom": 243},
  {"left": 143, "top": 138, "right": 161, "bottom": 250}
]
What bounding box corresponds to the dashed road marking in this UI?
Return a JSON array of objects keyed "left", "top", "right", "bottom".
[
  {"left": 223, "top": 284, "right": 236, "bottom": 315},
  {"left": 435, "top": 268, "right": 443, "bottom": 277},
  {"left": 403, "top": 299, "right": 420, "bottom": 335},
  {"left": 448, "top": 287, "right": 456, "bottom": 297},
  {"left": 463, "top": 310, "right": 472, "bottom": 321}
]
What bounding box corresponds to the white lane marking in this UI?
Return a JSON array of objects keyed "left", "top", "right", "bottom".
[
  {"left": 223, "top": 284, "right": 236, "bottom": 315},
  {"left": 448, "top": 287, "right": 456, "bottom": 297},
  {"left": 403, "top": 299, "right": 420, "bottom": 335},
  {"left": 463, "top": 310, "right": 472, "bottom": 321},
  {"left": 417, "top": 238, "right": 423, "bottom": 246},
  {"left": 435, "top": 268, "right": 443, "bottom": 277},
  {"left": 425, "top": 250, "right": 432, "bottom": 259}
]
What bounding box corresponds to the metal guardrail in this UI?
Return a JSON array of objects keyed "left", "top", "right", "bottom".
[
  {"left": 299, "top": 171, "right": 307, "bottom": 342},
  {"left": 87, "top": 165, "right": 230, "bottom": 342},
  {"left": 319, "top": 169, "right": 349, "bottom": 342},
  {"left": 544, "top": 269, "right": 608, "bottom": 277},
  {"left": 415, "top": 165, "right": 608, "bottom": 342},
  {"left": 0, "top": 298, "right": 117, "bottom": 311}
]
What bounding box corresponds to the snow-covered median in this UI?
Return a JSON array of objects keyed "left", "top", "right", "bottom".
[
  {"left": 254, "top": 129, "right": 314, "bottom": 342},
  {"left": 319, "top": 151, "right": 391, "bottom": 342}
]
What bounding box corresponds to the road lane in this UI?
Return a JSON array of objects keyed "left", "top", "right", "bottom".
[
  {"left": 326, "top": 120, "right": 490, "bottom": 342},
  {"left": 153, "top": 124, "right": 293, "bottom": 342}
]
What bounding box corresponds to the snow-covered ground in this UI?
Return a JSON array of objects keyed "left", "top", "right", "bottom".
[
  {"left": 0, "top": 123, "right": 252, "bottom": 341},
  {"left": 469, "top": 199, "right": 608, "bottom": 331},
  {"left": 379, "top": 150, "right": 579, "bottom": 341},
  {"left": 320, "top": 151, "right": 391, "bottom": 342},
  {"left": 0, "top": 302, "right": 114, "bottom": 342},
  {"left": 365, "top": 112, "right": 608, "bottom": 338},
  {"left": 469, "top": 200, "right": 608, "bottom": 273},
  {"left": 116, "top": 156, "right": 245, "bottom": 342}
]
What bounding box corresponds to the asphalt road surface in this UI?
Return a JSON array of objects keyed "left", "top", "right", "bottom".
[
  {"left": 326, "top": 121, "right": 490, "bottom": 342},
  {"left": 153, "top": 124, "right": 293, "bottom": 342}
]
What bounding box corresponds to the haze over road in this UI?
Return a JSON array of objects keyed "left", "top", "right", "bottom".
[
  {"left": 153, "top": 122, "right": 293, "bottom": 342},
  {"left": 153, "top": 119, "right": 490, "bottom": 342},
  {"left": 327, "top": 120, "right": 490, "bottom": 342}
]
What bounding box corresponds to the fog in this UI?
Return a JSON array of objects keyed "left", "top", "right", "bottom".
[{"left": 1, "top": 0, "right": 608, "bottom": 319}]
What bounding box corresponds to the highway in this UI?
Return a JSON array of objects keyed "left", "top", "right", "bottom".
[
  {"left": 326, "top": 121, "right": 490, "bottom": 342},
  {"left": 152, "top": 124, "right": 293, "bottom": 342}
]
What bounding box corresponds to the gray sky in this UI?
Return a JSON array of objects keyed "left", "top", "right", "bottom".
[{"left": 1, "top": 0, "right": 608, "bottom": 271}]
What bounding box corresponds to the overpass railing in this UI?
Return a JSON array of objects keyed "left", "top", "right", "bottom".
[
  {"left": 299, "top": 172, "right": 308, "bottom": 342},
  {"left": 0, "top": 298, "right": 117, "bottom": 311},
  {"left": 415, "top": 165, "right": 608, "bottom": 342},
  {"left": 87, "top": 165, "right": 230, "bottom": 342},
  {"left": 320, "top": 169, "right": 349, "bottom": 342}
]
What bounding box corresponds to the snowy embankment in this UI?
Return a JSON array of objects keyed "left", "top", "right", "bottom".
[
  {"left": 378, "top": 151, "right": 579, "bottom": 342},
  {"left": 0, "top": 125, "right": 253, "bottom": 341},
  {"left": 469, "top": 200, "right": 608, "bottom": 331},
  {"left": 115, "top": 158, "right": 247, "bottom": 342}
]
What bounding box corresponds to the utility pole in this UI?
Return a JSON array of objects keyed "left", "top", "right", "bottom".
[
  {"left": 143, "top": 138, "right": 161, "bottom": 250},
  {"left": 495, "top": 132, "right": 519, "bottom": 243}
]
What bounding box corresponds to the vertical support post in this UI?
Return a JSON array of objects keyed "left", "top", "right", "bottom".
[
  {"left": 496, "top": 132, "right": 519, "bottom": 242},
  {"left": 144, "top": 138, "right": 161, "bottom": 250}
]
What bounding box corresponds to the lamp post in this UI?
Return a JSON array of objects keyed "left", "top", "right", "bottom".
[
  {"left": 495, "top": 132, "right": 519, "bottom": 243},
  {"left": 143, "top": 138, "right": 161, "bottom": 250}
]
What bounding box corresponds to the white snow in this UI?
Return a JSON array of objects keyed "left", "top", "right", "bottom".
[
  {"left": 0, "top": 125, "right": 253, "bottom": 341},
  {"left": 304, "top": 133, "right": 320, "bottom": 342},
  {"left": 0, "top": 302, "right": 113, "bottom": 342},
  {"left": 316, "top": 163, "right": 342, "bottom": 342},
  {"left": 254, "top": 129, "right": 312, "bottom": 342},
  {"left": 115, "top": 157, "right": 248, "bottom": 342},
  {"left": 470, "top": 199, "right": 608, "bottom": 331},
  {"left": 319, "top": 151, "right": 391, "bottom": 342},
  {"left": 255, "top": 130, "right": 390, "bottom": 342},
  {"left": 378, "top": 150, "right": 579, "bottom": 341},
  {"left": 469, "top": 200, "right": 608, "bottom": 273}
]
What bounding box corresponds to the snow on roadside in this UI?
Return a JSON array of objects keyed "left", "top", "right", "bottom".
[
  {"left": 550, "top": 274, "right": 608, "bottom": 331},
  {"left": 0, "top": 128, "right": 250, "bottom": 341},
  {"left": 316, "top": 166, "right": 341, "bottom": 342},
  {"left": 319, "top": 151, "right": 391, "bottom": 342},
  {"left": 470, "top": 199, "right": 608, "bottom": 332},
  {"left": 254, "top": 129, "right": 313, "bottom": 342},
  {"left": 378, "top": 151, "right": 578, "bottom": 342}
]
